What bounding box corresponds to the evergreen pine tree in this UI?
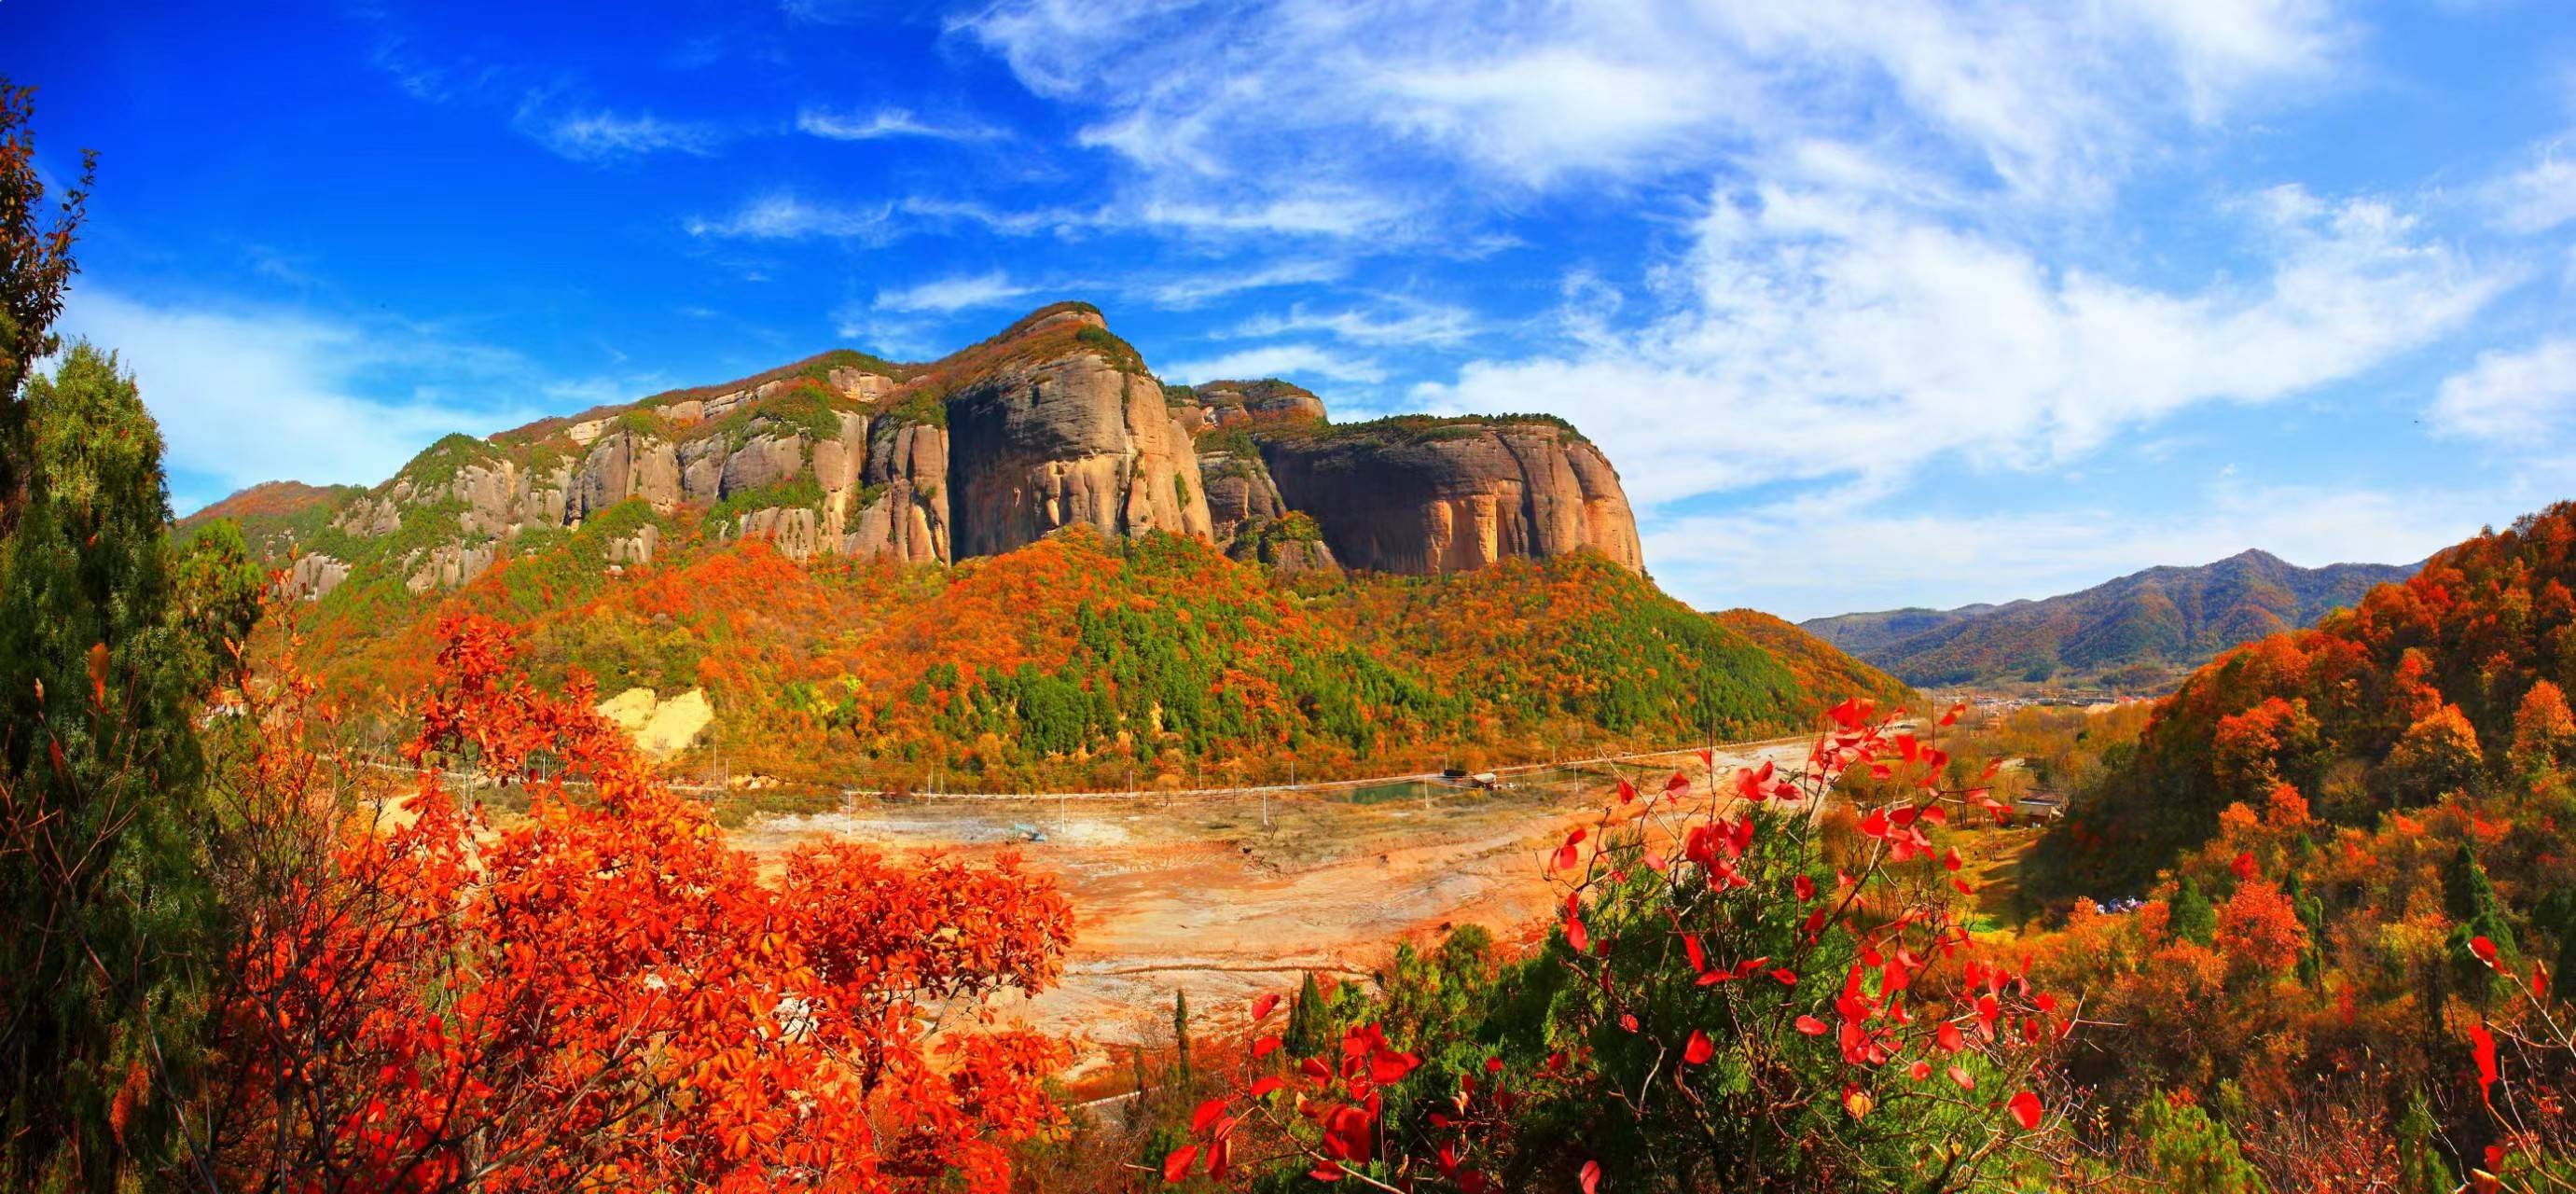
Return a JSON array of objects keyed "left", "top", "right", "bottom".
[
  {"left": 2394, "top": 1095, "right": 2455, "bottom": 1194},
  {"left": 2, "top": 80, "right": 255, "bottom": 1191},
  {"left": 0, "top": 341, "right": 252, "bottom": 1190},
  {"left": 2170, "top": 876, "right": 2218, "bottom": 946}
]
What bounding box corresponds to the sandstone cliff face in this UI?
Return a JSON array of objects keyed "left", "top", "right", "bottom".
[
  {"left": 842, "top": 420, "right": 949, "bottom": 563},
  {"left": 1191, "top": 379, "right": 1328, "bottom": 428},
  {"left": 947, "top": 348, "right": 1213, "bottom": 558},
  {"left": 1197, "top": 446, "right": 1285, "bottom": 547},
  {"left": 1260, "top": 423, "right": 1643, "bottom": 576}
]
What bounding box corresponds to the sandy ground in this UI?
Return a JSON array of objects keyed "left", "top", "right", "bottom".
[{"left": 731, "top": 737, "right": 1817, "bottom": 1084}]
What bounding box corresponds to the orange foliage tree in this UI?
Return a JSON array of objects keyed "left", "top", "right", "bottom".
[{"left": 201, "top": 612, "right": 1073, "bottom": 1192}]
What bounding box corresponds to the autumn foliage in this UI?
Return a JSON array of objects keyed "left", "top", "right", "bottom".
[
  {"left": 202, "top": 613, "right": 1072, "bottom": 1191},
  {"left": 1160, "top": 699, "right": 2070, "bottom": 1191}
]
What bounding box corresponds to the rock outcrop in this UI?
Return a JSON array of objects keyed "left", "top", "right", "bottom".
[
  {"left": 279, "top": 553, "right": 351, "bottom": 601},
  {"left": 204, "top": 301, "right": 1648, "bottom": 595},
  {"left": 1258, "top": 421, "right": 1643, "bottom": 576},
  {"left": 948, "top": 326, "right": 1212, "bottom": 558},
  {"left": 1196, "top": 445, "right": 1286, "bottom": 548},
  {"left": 596, "top": 687, "right": 713, "bottom": 761},
  {"left": 842, "top": 421, "right": 949, "bottom": 562}
]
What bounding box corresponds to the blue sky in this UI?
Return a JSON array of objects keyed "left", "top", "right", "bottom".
[{"left": 12, "top": 0, "right": 2576, "bottom": 619}]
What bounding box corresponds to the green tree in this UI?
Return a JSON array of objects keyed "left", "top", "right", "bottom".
[
  {"left": 1283, "top": 970, "right": 1330, "bottom": 1058},
  {"left": 2170, "top": 875, "right": 2218, "bottom": 946},
  {"left": 2394, "top": 1094, "right": 2455, "bottom": 1194},
  {"left": 1, "top": 342, "right": 252, "bottom": 1191},
  {"left": 2129, "top": 1093, "right": 2267, "bottom": 1193},
  {"left": 2442, "top": 843, "right": 2518, "bottom": 999},
  {"left": 0, "top": 78, "right": 93, "bottom": 535}
]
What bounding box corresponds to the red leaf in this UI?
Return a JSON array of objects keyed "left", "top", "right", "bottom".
[
  {"left": 1794, "top": 1016, "right": 1829, "bottom": 1035},
  {"left": 1253, "top": 1034, "right": 1282, "bottom": 1059},
  {"left": 2472, "top": 1020, "right": 2500, "bottom": 1107},
  {"left": 2471, "top": 936, "right": 2500, "bottom": 969},
  {"left": 1191, "top": 1098, "right": 1227, "bottom": 1133},
  {"left": 1683, "top": 1029, "right": 1714, "bottom": 1065},
  {"left": 2006, "top": 1090, "right": 2043, "bottom": 1130},
  {"left": 1579, "top": 1159, "right": 1601, "bottom": 1194},
  {"left": 1615, "top": 776, "right": 1636, "bottom": 804},
  {"left": 1253, "top": 992, "right": 1281, "bottom": 1020},
  {"left": 1566, "top": 915, "right": 1588, "bottom": 953},
  {"left": 2230, "top": 851, "right": 2257, "bottom": 881},
  {"left": 1250, "top": 1076, "right": 1285, "bottom": 1099},
  {"left": 1551, "top": 827, "right": 1586, "bottom": 873},
  {"left": 1665, "top": 771, "right": 1692, "bottom": 797},
  {"left": 1163, "top": 1145, "right": 1199, "bottom": 1182},
  {"left": 1940, "top": 701, "right": 1965, "bottom": 726},
  {"left": 1794, "top": 874, "right": 1817, "bottom": 901},
  {"left": 1947, "top": 1065, "right": 1974, "bottom": 1090}
]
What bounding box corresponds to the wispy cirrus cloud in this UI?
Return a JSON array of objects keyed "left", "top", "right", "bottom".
[
  {"left": 1225, "top": 298, "right": 1479, "bottom": 347},
  {"left": 872, "top": 271, "right": 1041, "bottom": 313},
  {"left": 521, "top": 106, "right": 726, "bottom": 162},
  {"left": 685, "top": 194, "right": 895, "bottom": 240},
  {"left": 1133, "top": 259, "right": 1351, "bottom": 308},
  {"left": 796, "top": 105, "right": 1005, "bottom": 143},
  {"left": 1158, "top": 343, "right": 1386, "bottom": 386}
]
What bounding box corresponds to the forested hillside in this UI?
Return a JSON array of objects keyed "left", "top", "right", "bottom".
[
  {"left": 2005, "top": 501, "right": 2576, "bottom": 1185},
  {"left": 277, "top": 519, "right": 1909, "bottom": 790}
]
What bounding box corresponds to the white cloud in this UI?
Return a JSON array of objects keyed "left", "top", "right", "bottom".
[
  {"left": 797, "top": 105, "right": 1004, "bottom": 143},
  {"left": 873, "top": 271, "right": 1040, "bottom": 313},
  {"left": 1419, "top": 181, "right": 2509, "bottom": 509},
  {"left": 2432, "top": 337, "right": 2576, "bottom": 441},
  {"left": 2484, "top": 139, "right": 2576, "bottom": 234},
  {"left": 686, "top": 193, "right": 893, "bottom": 240},
  {"left": 1158, "top": 343, "right": 1386, "bottom": 385},
  {"left": 962, "top": 0, "right": 2346, "bottom": 222},
  {"left": 53, "top": 290, "right": 576, "bottom": 512},
  {"left": 1136, "top": 259, "right": 1351, "bottom": 308},
  {"left": 522, "top": 107, "right": 723, "bottom": 162},
  {"left": 1226, "top": 299, "right": 1477, "bottom": 347}
]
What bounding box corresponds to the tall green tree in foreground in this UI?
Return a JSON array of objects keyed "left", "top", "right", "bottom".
[{"left": 0, "top": 77, "right": 255, "bottom": 1192}]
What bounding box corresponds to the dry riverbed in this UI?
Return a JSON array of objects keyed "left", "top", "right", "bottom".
[{"left": 730, "top": 738, "right": 1817, "bottom": 1085}]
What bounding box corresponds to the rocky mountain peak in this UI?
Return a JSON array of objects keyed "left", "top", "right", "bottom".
[{"left": 196, "top": 301, "right": 1645, "bottom": 599}]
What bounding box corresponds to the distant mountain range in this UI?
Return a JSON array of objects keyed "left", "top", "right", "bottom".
[{"left": 1800, "top": 549, "right": 2421, "bottom": 691}]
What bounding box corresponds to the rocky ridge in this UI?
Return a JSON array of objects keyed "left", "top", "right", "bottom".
[{"left": 195, "top": 302, "right": 1647, "bottom": 595}]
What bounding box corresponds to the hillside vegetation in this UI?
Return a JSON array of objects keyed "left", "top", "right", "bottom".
[
  {"left": 2003, "top": 501, "right": 2576, "bottom": 1185},
  {"left": 282, "top": 523, "right": 1909, "bottom": 790},
  {"left": 1805, "top": 548, "right": 2416, "bottom": 691}
]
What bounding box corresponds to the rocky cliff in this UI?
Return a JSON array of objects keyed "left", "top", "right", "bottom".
[
  {"left": 946, "top": 310, "right": 1212, "bottom": 557},
  {"left": 192, "top": 302, "right": 1643, "bottom": 595},
  {"left": 1253, "top": 417, "right": 1643, "bottom": 575}
]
